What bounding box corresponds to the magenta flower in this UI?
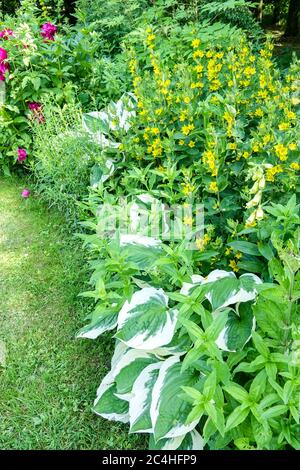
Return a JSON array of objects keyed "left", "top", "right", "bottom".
[
  {"left": 17, "top": 148, "right": 27, "bottom": 161},
  {"left": 0, "top": 47, "right": 7, "bottom": 62},
  {"left": 0, "top": 47, "right": 9, "bottom": 81},
  {"left": 40, "top": 22, "right": 57, "bottom": 41},
  {"left": 28, "top": 101, "right": 42, "bottom": 111},
  {"left": 0, "top": 29, "right": 14, "bottom": 40},
  {"left": 27, "top": 101, "right": 45, "bottom": 123},
  {"left": 22, "top": 189, "right": 30, "bottom": 198}
]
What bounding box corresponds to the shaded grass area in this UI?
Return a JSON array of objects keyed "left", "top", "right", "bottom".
[
  {"left": 265, "top": 26, "right": 300, "bottom": 69},
  {"left": 0, "top": 176, "right": 144, "bottom": 450}
]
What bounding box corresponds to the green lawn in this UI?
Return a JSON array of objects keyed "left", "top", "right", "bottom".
[{"left": 0, "top": 176, "right": 144, "bottom": 450}]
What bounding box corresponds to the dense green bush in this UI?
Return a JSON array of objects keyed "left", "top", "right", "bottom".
[
  {"left": 76, "top": 24, "right": 300, "bottom": 449},
  {"left": 30, "top": 100, "right": 99, "bottom": 218}
]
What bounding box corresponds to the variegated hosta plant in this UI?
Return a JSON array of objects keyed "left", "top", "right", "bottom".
[{"left": 77, "top": 226, "right": 299, "bottom": 450}]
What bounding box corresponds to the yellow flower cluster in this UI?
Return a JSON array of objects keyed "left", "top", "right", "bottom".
[
  {"left": 274, "top": 143, "right": 288, "bottom": 161},
  {"left": 266, "top": 165, "right": 283, "bottom": 182},
  {"left": 196, "top": 234, "right": 211, "bottom": 252},
  {"left": 202, "top": 150, "right": 218, "bottom": 176}
]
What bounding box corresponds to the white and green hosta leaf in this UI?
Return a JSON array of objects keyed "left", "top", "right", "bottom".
[
  {"left": 151, "top": 333, "right": 190, "bottom": 358},
  {"left": 150, "top": 356, "right": 198, "bottom": 441},
  {"left": 113, "top": 349, "right": 158, "bottom": 398},
  {"left": 115, "top": 288, "right": 178, "bottom": 350},
  {"left": 215, "top": 302, "right": 255, "bottom": 352},
  {"left": 181, "top": 270, "right": 262, "bottom": 310},
  {"left": 93, "top": 371, "right": 129, "bottom": 423},
  {"left": 149, "top": 429, "right": 204, "bottom": 450},
  {"left": 129, "top": 362, "right": 162, "bottom": 434},
  {"left": 119, "top": 234, "right": 162, "bottom": 270},
  {"left": 90, "top": 160, "right": 115, "bottom": 187},
  {"left": 83, "top": 93, "right": 136, "bottom": 134},
  {"left": 76, "top": 304, "right": 119, "bottom": 339}
]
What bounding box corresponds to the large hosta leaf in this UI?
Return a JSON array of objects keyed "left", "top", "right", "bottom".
[
  {"left": 93, "top": 371, "right": 129, "bottom": 423},
  {"left": 129, "top": 362, "right": 162, "bottom": 433},
  {"left": 113, "top": 349, "right": 158, "bottom": 398},
  {"left": 150, "top": 356, "right": 198, "bottom": 441},
  {"left": 215, "top": 301, "right": 255, "bottom": 352},
  {"left": 149, "top": 429, "right": 204, "bottom": 450},
  {"left": 115, "top": 288, "right": 178, "bottom": 350},
  {"left": 120, "top": 234, "right": 162, "bottom": 270},
  {"left": 76, "top": 309, "right": 118, "bottom": 339},
  {"left": 181, "top": 270, "right": 262, "bottom": 309}
]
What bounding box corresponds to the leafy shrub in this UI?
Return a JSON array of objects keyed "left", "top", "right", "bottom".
[
  {"left": 75, "top": 24, "right": 300, "bottom": 450},
  {"left": 0, "top": 0, "right": 111, "bottom": 172},
  {"left": 29, "top": 100, "right": 100, "bottom": 219},
  {"left": 78, "top": 192, "right": 300, "bottom": 449}
]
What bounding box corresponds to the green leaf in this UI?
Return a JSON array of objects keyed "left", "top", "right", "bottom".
[
  {"left": 225, "top": 405, "right": 250, "bottom": 431},
  {"left": 129, "top": 362, "right": 161, "bottom": 433},
  {"left": 216, "top": 301, "right": 254, "bottom": 352},
  {"left": 249, "top": 370, "right": 267, "bottom": 401},
  {"left": 228, "top": 241, "right": 260, "bottom": 256},
  {"left": 262, "top": 405, "right": 288, "bottom": 420},
  {"left": 93, "top": 372, "right": 128, "bottom": 423},
  {"left": 224, "top": 383, "right": 249, "bottom": 403},
  {"left": 203, "top": 370, "right": 217, "bottom": 400},
  {"left": 151, "top": 356, "right": 198, "bottom": 441},
  {"left": 115, "top": 287, "right": 178, "bottom": 350}
]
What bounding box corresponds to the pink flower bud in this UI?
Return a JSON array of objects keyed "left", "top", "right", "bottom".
[
  {"left": 18, "top": 148, "right": 27, "bottom": 161},
  {"left": 21, "top": 189, "right": 30, "bottom": 198}
]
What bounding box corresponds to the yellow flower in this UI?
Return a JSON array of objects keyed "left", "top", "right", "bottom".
[
  {"left": 183, "top": 216, "right": 193, "bottom": 226},
  {"left": 242, "top": 151, "right": 250, "bottom": 159},
  {"left": 182, "top": 123, "right": 194, "bottom": 136},
  {"left": 209, "top": 181, "right": 218, "bottom": 192},
  {"left": 235, "top": 252, "right": 242, "bottom": 260},
  {"left": 188, "top": 140, "right": 195, "bottom": 148},
  {"left": 194, "top": 64, "right": 204, "bottom": 73},
  {"left": 278, "top": 122, "right": 290, "bottom": 131},
  {"left": 255, "top": 108, "right": 264, "bottom": 117},
  {"left": 180, "top": 110, "right": 188, "bottom": 122},
  {"left": 193, "top": 50, "right": 204, "bottom": 59},
  {"left": 155, "top": 107, "right": 163, "bottom": 116},
  {"left": 181, "top": 182, "right": 195, "bottom": 195},
  {"left": 285, "top": 110, "right": 296, "bottom": 120},
  {"left": 229, "top": 259, "right": 239, "bottom": 272},
  {"left": 266, "top": 165, "right": 283, "bottom": 182},
  {"left": 263, "top": 134, "right": 272, "bottom": 145},
  {"left": 274, "top": 143, "right": 288, "bottom": 161},
  {"left": 196, "top": 234, "right": 211, "bottom": 252},
  {"left": 183, "top": 96, "right": 191, "bottom": 104},
  {"left": 179, "top": 140, "right": 185, "bottom": 146},
  {"left": 228, "top": 142, "right": 237, "bottom": 150},
  {"left": 151, "top": 127, "right": 160, "bottom": 135},
  {"left": 191, "top": 38, "right": 201, "bottom": 49},
  {"left": 290, "top": 162, "right": 300, "bottom": 171},
  {"left": 289, "top": 143, "right": 297, "bottom": 150}
]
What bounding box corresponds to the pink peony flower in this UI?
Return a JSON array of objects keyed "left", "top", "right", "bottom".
[
  {"left": 0, "top": 62, "right": 8, "bottom": 81},
  {"left": 40, "top": 22, "right": 57, "bottom": 41},
  {"left": 22, "top": 189, "right": 30, "bottom": 198},
  {"left": 17, "top": 148, "right": 27, "bottom": 161},
  {"left": 0, "top": 29, "right": 14, "bottom": 40},
  {"left": 0, "top": 48, "right": 9, "bottom": 81},
  {"left": 28, "top": 101, "right": 42, "bottom": 111},
  {"left": 27, "top": 101, "right": 45, "bottom": 123},
  {"left": 0, "top": 47, "right": 7, "bottom": 62}
]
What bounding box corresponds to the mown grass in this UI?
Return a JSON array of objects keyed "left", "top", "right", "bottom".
[{"left": 0, "top": 176, "right": 144, "bottom": 450}]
